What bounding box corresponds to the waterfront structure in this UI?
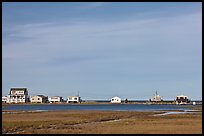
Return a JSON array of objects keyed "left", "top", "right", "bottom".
[
  {"left": 31, "top": 95, "right": 48, "bottom": 103},
  {"left": 48, "top": 96, "right": 63, "bottom": 103},
  {"left": 110, "top": 96, "right": 122, "bottom": 103},
  {"left": 7, "top": 88, "right": 29, "bottom": 103},
  {"left": 2, "top": 96, "right": 8, "bottom": 103},
  {"left": 67, "top": 96, "right": 81, "bottom": 103},
  {"left": 176, "top": 95, "right": 190, "bottom": 105},
  {"left": 149, "top": 91, "right": 162, "bottom": 102}
]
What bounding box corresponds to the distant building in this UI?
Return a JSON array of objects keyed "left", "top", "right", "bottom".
[
  {"left": 31, "top": 95, "right": 48, "bottom": 103},
  {"left": 149, "top": 91, "right": 162, "bottom": 102},
  {"left": 110, "top": 96, "right": 121, "bottom": 103},
  {"left": 48, "top": 96, "right": 63, "bottom": 103},
  {"left": 176, "top": 95, "right": 190, "bottom": 105},
  {"left": 2, "top": 96, "right": 8, "bottom": 103},
  {"left": 67, "top": 96, "right": 81, "bottom": 103},
  {"left": 7, "top": 88, "right": 29, "bottom": 103}
]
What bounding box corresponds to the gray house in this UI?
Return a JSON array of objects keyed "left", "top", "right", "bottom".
[{"left": 7, "top": 88, "right": 29, "bottom": 103}]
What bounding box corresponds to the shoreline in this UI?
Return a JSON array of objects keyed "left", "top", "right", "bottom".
[
  {"left": 2, "top": 103, "right": 202, "bottom": 113},
  {"left": 2, "top": 104, "right": 202, "bottom": 116},
  {"left": 2, "top": 101, "right": 202, "bottom": 105}
]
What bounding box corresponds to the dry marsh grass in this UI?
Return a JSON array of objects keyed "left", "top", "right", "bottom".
[{"left": 2, "top": 109, "right": 202, "bottom": 134}]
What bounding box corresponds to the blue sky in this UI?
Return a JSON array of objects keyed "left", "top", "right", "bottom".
[{"left": 2, "top": 2, "right": 202, "bottom": 100}]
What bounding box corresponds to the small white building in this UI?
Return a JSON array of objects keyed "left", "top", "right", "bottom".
[
  {"left": 67, "top": 96, "right": 81, "bottom": 103},
  {"left": 48, "top": 96, "right": 63, "bottom": 103},
  {"left": 150, "top": 91, "right": 162, "bottom": 102},
  {"left": 2, "top": 96, "right": 8, "bottom": 103},
  {"left": 176, "top": 95, "right": 190, "bottom": 105},
  {"left": 110, "top": 96, "right": 121, "bottom": 103}
]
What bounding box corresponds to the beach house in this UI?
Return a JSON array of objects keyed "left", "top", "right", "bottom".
[
  {"left": 67, "top": 96, "right": 81, "bottom": 103},
  {"left": 31, "top": 95, "right": 48, "bottom": 103},
  {"left": 176, "top": 95, "right": 190, "bottom": 105},
  {"left": 2, "top": 96, "right": 8, "bottom": 103},
  {"left": 110, "top": 96, "right": 122, "bottom": 103},
  {"left": 48, "top": 96, "right": 63, "bottom": 103},
  {"left": 7, "top": 88, "right": 29, "bottom": 103}
]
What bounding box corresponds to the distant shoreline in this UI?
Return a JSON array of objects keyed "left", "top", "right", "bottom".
[{"left": 2, "top": 100, "right": 202, "bottom": 106}]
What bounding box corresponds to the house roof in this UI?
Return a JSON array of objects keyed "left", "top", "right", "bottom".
[
  {"left": 9, "top": 88, "right": 28, "bottom": 95},
  {"left": 111, "top": 96, "right": 121, "bottom": 99},
  {"left": 50, "top": 96, "right": 62, "bottom": 98},
  {"left": 32, "top": 95, "right": 47, "bottom": 98},
  {"left": 177, "top": 95, "right": 188, "bottom": 98},
  {"left": 68, "top": 96, "right": 80, "bottom": 98},
  {"left": 37, "top": 95, "right": 46, "bottom": 97},
  {"left": 10, "top": 88, "right": 27, "bottom": 90}
]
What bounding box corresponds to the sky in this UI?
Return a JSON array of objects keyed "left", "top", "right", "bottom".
[{"left": 2, "top": 2, "right": 202, "bottom": 100}]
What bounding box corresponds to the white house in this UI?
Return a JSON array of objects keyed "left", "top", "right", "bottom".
[
  {"left": 48, "top": 96, "right": 63, "bottom": 103},
  {"left": 2, "top": 96, "right": 8, "bottom": 103},
  {"left": 176, "top": 95, "right": 190, "bottom": 105},
  {"left": 67, "top": 96, "right": 81, "bottom": 103},
  {"left": 31, "top": 95, "right": 48, "bottom": 103},
  {"left": 150, "top": 91, "right": 162, "bottom": 102},
  {"left": 110, "top": 96, "right": 122, "bottom": 103},
  {"left": 7, "top": 88, "right": 29, "bottom": 103}
]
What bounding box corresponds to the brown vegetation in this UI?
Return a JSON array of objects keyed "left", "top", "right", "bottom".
[{"left": 2, "top": 108, "right": 202, "bottom": 134}]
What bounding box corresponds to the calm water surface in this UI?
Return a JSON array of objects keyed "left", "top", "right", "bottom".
[{"left": 2, "top": 104, "right": 194, "bottom": 111}]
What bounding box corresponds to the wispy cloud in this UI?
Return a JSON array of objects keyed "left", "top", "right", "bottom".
[{"left": 3, "top": 11, "right": 201, "bottom": 62}]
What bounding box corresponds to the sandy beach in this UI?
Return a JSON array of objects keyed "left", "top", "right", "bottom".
[{"left": 2, "top": 105, "right": 202, "bottom": 134}]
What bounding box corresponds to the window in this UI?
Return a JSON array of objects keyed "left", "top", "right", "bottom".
[
  {"left": 38, "top": 98, "right": 40, "bottom": 100},
  {"left": 74, "top": 97, "right": 77, "bottom": 100}
]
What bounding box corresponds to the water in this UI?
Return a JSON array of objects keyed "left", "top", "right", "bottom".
[
  {"left": 153, "top": 110, "right": 197, "bottom": 116},
  {"left": 2, "top": 104, "right": 194, "bottom": 111}
]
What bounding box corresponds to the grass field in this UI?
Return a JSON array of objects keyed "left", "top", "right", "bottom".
[{"left": 2, "top": 106, "right": 202, "bottom": 134}]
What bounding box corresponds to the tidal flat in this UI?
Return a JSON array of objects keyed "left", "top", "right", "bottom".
[{"left": 2, "top": 106, "right": 202, "bottom": 134}]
